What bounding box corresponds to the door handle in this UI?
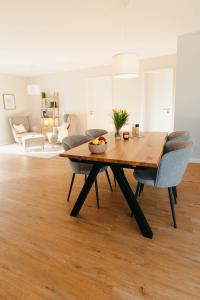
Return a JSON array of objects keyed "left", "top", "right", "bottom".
[{"left": 163, "top": 108, "right": 170, "bottom": 114}]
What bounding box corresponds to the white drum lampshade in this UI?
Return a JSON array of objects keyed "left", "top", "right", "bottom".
[
  {"left": 112, "top": 53, "right": 139, "bottom": 78},
  {"left": 27, "top": 84, "right": 40, "bottom": 95}
]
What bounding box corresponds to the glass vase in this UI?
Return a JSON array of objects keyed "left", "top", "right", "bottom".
[{"left": 115, "top": 129, "right": 121, "bottom": 140}]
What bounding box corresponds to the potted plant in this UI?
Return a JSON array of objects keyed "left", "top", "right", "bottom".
[
  {"left": 112, "top": 108, "right": 129, "bottom": 139},
  {"left": 41, "top": 91, "right": 46, "bottom": 98}
]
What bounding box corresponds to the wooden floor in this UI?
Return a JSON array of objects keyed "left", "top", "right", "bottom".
[{"left": 0, "top": 154, "right": 199, "bottom": 300}]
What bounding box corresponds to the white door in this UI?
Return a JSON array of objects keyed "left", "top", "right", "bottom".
[
  {"left": 85, "top": 77, "right": 113, "bottom": 131},
  {"left": 144, "top": 69, "right": 174, "bottom": 132}
]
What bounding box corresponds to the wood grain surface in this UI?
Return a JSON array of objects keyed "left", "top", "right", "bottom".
[
  {"left": 61, "top": 132, "right": 167, "bottom": 168},
  {"left": 0, "top": 154, "right": 199, "bottom": 299}
]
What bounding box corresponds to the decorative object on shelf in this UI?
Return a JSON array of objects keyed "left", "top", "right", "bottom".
[
  {"left": 112, "top": 108, "right": 129, "bottom": 139},
  {"left": 88, "top": 136, "right": 107, "bottom": 154},
  {"left": 41, "top": 91, "right": 46, "bottom": 98},
  {"left": 27, "top": 84, "right": 40, "bottom": 95},
  {"left": 3, "top": 94, "right": 16, "bottom": 110},
  {"left": 41, "top": 91, "right": 60, "bottom": 135},
  {"left": 123, "top": 131, "right": 129, "bottom": 140},
  {"left": 42, "top": 110, "right": 47, "bottom": 117},
  {"left": 50, "top": 101, "right": 56, "bottom": 108}
]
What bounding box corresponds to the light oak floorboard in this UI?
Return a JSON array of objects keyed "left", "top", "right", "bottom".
[{"left": 0, "top": 154, "right": 199, "bottom": 300}]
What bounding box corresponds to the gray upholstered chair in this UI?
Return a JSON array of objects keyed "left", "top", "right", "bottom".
[
  {"left": 167, "top": 131, "right": 190, "bottom": 142},
  {"left": 165, "top": 133, "right": 190, "bottom": 199},
  {"left": 132, "top": 141, "right": 193, "bottom": 228},
  {"left": 85, "top": 129, "right": 108, "bottom": 138},
  {"left": 62, "top": 135, "right": 113, "bottom": 208}
]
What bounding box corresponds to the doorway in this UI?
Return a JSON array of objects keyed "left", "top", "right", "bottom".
[
  {"left": 85, "top": 76, "right": 113, "bottom": 131},
  {"left": 143, "top": 68, "right": 174, "bottom": 132}
]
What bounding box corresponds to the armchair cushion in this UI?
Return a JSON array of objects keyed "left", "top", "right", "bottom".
[{"left": 13, "top": 124, "right": 27, "bottom": 134}]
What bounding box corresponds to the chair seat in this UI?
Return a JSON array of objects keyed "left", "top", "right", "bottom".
[
  {"left": 134, "top": 168, "right": 157, "bottom": 186},
  {"left": 77, "top": 163, "right": 107, "bottom": 175}
]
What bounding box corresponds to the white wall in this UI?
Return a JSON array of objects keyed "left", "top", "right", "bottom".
[
  {"left": 29, "top": 55, "right": 176, "bottom": 133},
  {"left": 0, "top": 55, "right": 176, "bottom": 146},
  {"left": 29, "top": 66, "right": 112, "bottom": 134},
  {"left": 175, "top": 32, "right": 200, "bottom": 161},
  {"left": 0, "top": 74, "right": 30, "bottom": 145},
  {"left": 112, "top": 77, "right": 141, "bottom": 128}
]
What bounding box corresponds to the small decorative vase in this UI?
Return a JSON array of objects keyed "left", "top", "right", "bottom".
[{"left": 115, "top": 129, "right": 121, "bottom": 140}]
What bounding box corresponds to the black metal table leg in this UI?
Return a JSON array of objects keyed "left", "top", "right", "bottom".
[
  {"left": 70, "top": 164, "right": 102, "bottom": 216},
  {"left": 111, "top": 165, "right": 153, "bottom": 239},
  {"left": 130, "top": 182, "right": 141, "bottom": 217}
]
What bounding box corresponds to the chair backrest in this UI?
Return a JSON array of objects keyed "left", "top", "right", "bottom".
[
  {"left": 167, "top": 131, "right": 190, "bottom": 142},
  {"left": 62, "top": 135, "right": 90, "bottom": 151},
  {"left": 85, "top": 129, "right": 108, "bottom": 138},
  {"left": 62, "top": 135, "right": 91, "bottom": 173},
  {"left": 9, "top": 116, "right": 31, "bottom": 143},
  {"left": 155, "top": 141, "right": 193, "bottom": 188},
  {"left": 9, "top": 116, "right": 31, "bottom": 132}
]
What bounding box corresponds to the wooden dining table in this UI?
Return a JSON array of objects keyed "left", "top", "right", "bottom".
[{"left": 60, "top": 132, "right": 167, "bottom": 239}]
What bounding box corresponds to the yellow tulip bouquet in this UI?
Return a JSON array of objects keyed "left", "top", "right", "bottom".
[{"left": 112, "top": 108, "right": 129, "bottom": 139}]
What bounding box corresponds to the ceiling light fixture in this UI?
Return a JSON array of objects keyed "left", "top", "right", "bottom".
[
  {"left": 112, "top": 0, "right": 139, "bottom": 78},
  {"left": 27, "top": 84, "right": 40, "bottom": 95},
  {"left": 112, "top": 52, "right": 139, "bottom": 78}
]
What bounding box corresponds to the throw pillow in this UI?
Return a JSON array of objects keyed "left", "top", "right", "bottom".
[
  {"left": 13, "top": 124, "right": 27, "bottom": 134},
  {"left": 57, "top": 126, "right": 68, "bottom": 143}
]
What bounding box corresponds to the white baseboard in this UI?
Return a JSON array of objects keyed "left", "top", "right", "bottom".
[{"left": 190, "top": 157, "right": 200, "bottom": 163}]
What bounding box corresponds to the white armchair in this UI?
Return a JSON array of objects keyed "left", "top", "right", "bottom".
[{"left": 9, "top": 116, "right": 39, "bottom": 144}]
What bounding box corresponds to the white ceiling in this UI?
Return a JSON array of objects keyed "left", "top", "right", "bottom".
[{"left": 0, "top": 0, "right": 200, "bottom": 76}]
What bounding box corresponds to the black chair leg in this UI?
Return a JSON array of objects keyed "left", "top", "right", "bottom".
[
  {"left": 67, "top": 173, "right": 76, "bottom": 201},
  {"left": 105, "top": 170, "right": 113, "bottom": 192},
  {"left": 85, "top": 174, "right": 87, "bottom": 183},
  {"left": 114, "top": 175, "right": 117, "bottom": 187},
  {"left": 168, "top": 187, "right": 177, "bottom": 228},
  {"left": 131, "top": 182, "right": 142, "bottom": 217},
  {"left": 139, "top": 183, "right": 144, "bottom": 197},
  {"left": 172, "top": 186, "right": 177, "bottom": 204},
  {"left": 95, "top": 178, "right": 100, "bottom": 208}
]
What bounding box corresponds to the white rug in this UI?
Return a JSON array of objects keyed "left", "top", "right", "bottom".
[{"left": 0, "top": 143, "right": 65, "bottom": 159}]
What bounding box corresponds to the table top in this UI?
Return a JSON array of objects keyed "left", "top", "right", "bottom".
[{"left": 60, "top": 132, "right": 168, "bottom": 168}]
